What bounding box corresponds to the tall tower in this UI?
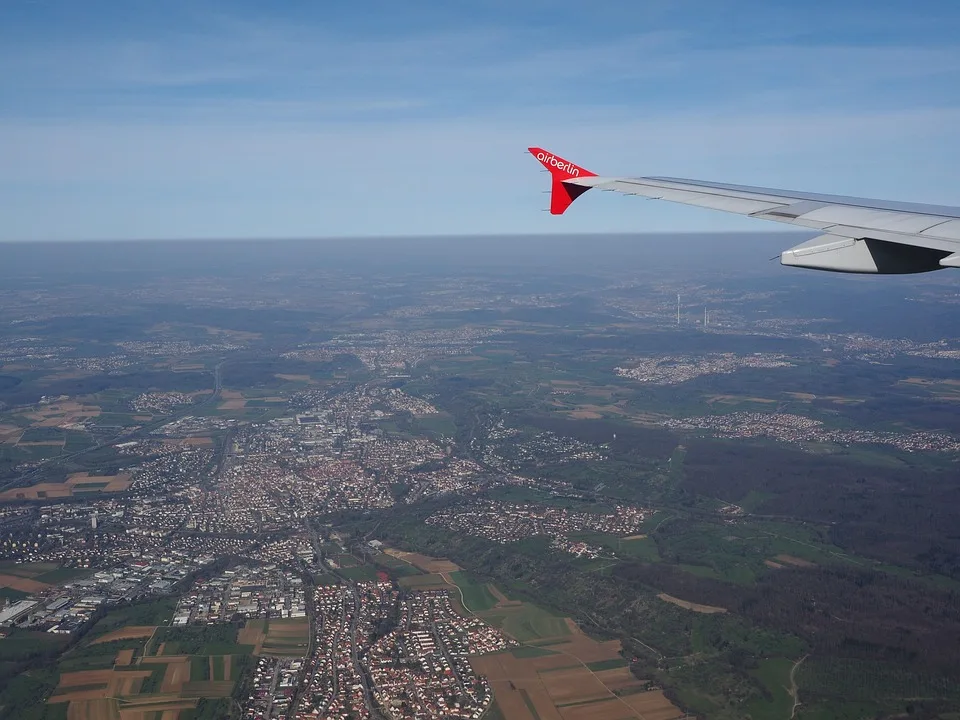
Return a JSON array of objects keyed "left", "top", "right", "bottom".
[
  {"left": 704, "top": 307, "right": 708, "bottom": 327},
  {"left": 91, "top": 512, "right": 98, "bottom": 530},
  {"left": 676, "top": 294, "right": 680, "bottom": 326}
]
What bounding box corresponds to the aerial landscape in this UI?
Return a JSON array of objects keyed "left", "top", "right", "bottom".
[
  {"left": 0, "top": 236, "right": 958, "bottom": 720},
  {"left": 3, "top": 1, "right": 960, "bottom": 719}
]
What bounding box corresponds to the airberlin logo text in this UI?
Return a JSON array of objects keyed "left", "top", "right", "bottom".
[{"left": 537, "top": 152, "right": 581, "bottom": 177}]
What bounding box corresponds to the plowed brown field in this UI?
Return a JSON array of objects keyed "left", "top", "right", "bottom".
[
  {"left": 593, "top": 668, "right": 645, "bottom": 694},
  {"left": 534, "top": 621, "right": 623, "bottom": 663},
  {"left": 621, "top": 691, "right": 684, "bottom": 720},
  {"left": 116, "top": 699, "right": 196, "bottom": 720},
  {"left": 0, "top": 483, "right": 72, "bottom": 500},
  {"left": 657, "top": 593, "right": 727, "bottom": 614},
  {"left": 0, "top": 573, "right": 51, "bottom": 592},
  {"left": 239, "top": 619, "right": 266, "bottom": 654},
  {"left": 541, "top": 667, "right": 609, "bottom": 705},
  {"left": 66, "top": 698, "right": 120, "bottom": 720},
  {"left": 775, "top": 554, "right": 816, "bottom": 567},
  {"left": 51, "top": 688, "right": 109, "bottom": 704},
  {"left": 558, "top": 698, "right": 635, "bottom": 720},
  {"left": 114, "top": 649, "right": 135, "bottom": 666},
  {"left": 58, "top": 670, "right": 114, "bottom": 687},
  {"left": 92, "top": 626, "right": 156, "bottom": 644},
  {"left": 383, "top": 548, "right": 461, "bottom": 573},
  {"left": 107, "top": 671, "right": 151, "bottom": 696},
  {"left": 471, "top": 639, "right": 683, "bottom": 720},
  {"left": 159, "top": 660, "right": 189, "bottom": 693}
]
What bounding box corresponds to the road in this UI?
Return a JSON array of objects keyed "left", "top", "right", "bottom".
[
  {"left": 262, "top": 660, "right": 281, "bottom": 719},
  {"left": 789, "top": 655, "right": 808, "bottom": 719},
  {"left": 347, "top": 583, "right": 385, "bottom": 720},
  {"left": 430, "top": 619, "right": 470, "bottom": 697}
]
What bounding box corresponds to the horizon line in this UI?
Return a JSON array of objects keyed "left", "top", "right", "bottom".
[{"left": 0, "top": 230, "right": 812, "bottom": 245}]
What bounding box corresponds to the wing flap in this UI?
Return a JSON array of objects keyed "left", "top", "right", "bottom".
[
  {"left": 797, "top": 207, "right": 949, "bottom": 234},
  {"left": 922, "top": 219, "right": 960, "bottom": 240}
]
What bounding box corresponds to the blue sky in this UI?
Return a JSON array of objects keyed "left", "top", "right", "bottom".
[{"left": 1, "top": 0, "right": 959, "bottom": 241}]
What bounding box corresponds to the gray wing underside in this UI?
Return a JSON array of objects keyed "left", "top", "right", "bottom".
[{"left": 567, "top": 175, "right": 960, "bottom": 273}]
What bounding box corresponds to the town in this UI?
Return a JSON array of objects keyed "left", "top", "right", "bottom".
[
  {"left": 426, "top": 500, "right": 651, "bottom": 558},
  {"left": 615, "top": 353, "right": 794, "bottom": 385},
  {"left": 663, "top": 411, "right": 960, "bottom": 453}
]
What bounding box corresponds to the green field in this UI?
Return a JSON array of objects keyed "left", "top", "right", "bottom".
[
  {"left": 409, "top": 412, "right": 458, "bottom": 438},
  {"left": 448, "top": 571, "right": 498, "bottom": 611},
  {"left": 19, "top": 427, "right": 65, "bottom": 443},
  {"left": 211, "top": 654, "right": 226, "bottom": 681},
  {"left": 618, "top": 536, "right": 660, "bottom": 562},
  {"left": 63, "top": 431, "right": 95, "bottom": 453},
  {"left": 337, "top": 564, "right": 380, "bottom": 581},
  {"left": 479, "top": 603, "right": 570, "bottom": 643},
  {"left": 398, "top": 573, "right": 448, "bottom": 589},
  {"left": 745, "top": 658, "right": 795, "bottom": 720},
  {"left": 33, "top": 567, "right": 92, "bottom": 585},
  {"left": 586, "top": 658, "right": 629, "bottom": 671},
  {"left": 58, "top": 639, "right": 147, "bottom": 672},
  {"left": 139, "top": 664, "right": 167, "bottom": 694},
  {"left": 373, "top": 554, "right": 421, "bottom": 577},
  {"left": 85, "top": 597, "right": 176, "bottom": 640},
  {"left": 153, "top": 624, "right": 252, "bottom": 656},
  {"left": 191, "top": 655, "right": 211, "bottom": 681}
]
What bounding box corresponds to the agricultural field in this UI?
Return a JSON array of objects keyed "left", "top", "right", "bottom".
[
  {"left": 149, "top": 624, "right": 252, "bottom": 657},
  {"left": 48, "top": 647, "right": 239, "bottom": 719},
  {"left": 382, "top": 548, "right": 461, "bottom": 573},
  {"left": 398, "top": 573, "right": 449, "bottom": 589},
  {"left": 447, "top": 570, "right": 499, "bottom": 612},
  {"left": 260, "top": 617, "right": 309, "bottom": 657},
  {"left": 235, "top": 617, "right": 309, "bottom": 658},
  {"left": 90, "top": 626, "right": 156, "bottom": 646},
  {"left": 84, "top": 599, "right": 176, "bottom": 642},
  {"left": 43, "top": 610, "right": 249, "bottom": 719},
  {"left": 472, "top": 623, "right": 682, "bottom": 720},
  {"left": 371, "top": 552, "right": 423, "bottom": 578},
  {"left": 0, "top": 471, "right": 132, "bottom": 501},
  {"left": 336, "top": 564, "right": 381, "bottom": 582},
  {"left": 0, "top": 562, "right": 90, "bottom": 597},
  {"left": 382, "top": 546, "right": 673, "bottom": 718},
  {"left": 237, "top": 619, "right": 267, "bottom": 656},
  {"left": 478, "top": 603, "right": 572, "bottom": 644},
  {"left": 217, "top": 389, "right": 247, "bottom": 411}
]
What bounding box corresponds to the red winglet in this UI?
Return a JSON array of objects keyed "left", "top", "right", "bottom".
[{"left": 528, "top": 147, "right": 597, "bottom": 215}]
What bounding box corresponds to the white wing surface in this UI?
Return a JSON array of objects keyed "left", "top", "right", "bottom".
[{"left": 529, "top": 146, "right": 960, "bottom": 274}]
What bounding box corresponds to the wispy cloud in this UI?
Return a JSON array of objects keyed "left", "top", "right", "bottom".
[{"left": 4, "top": 13, "right": 958, "bottom": 121}]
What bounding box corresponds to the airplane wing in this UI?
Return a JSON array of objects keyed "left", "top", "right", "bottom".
[{"left": 529, "top": 146, "right": 960, "bottom": 274}]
